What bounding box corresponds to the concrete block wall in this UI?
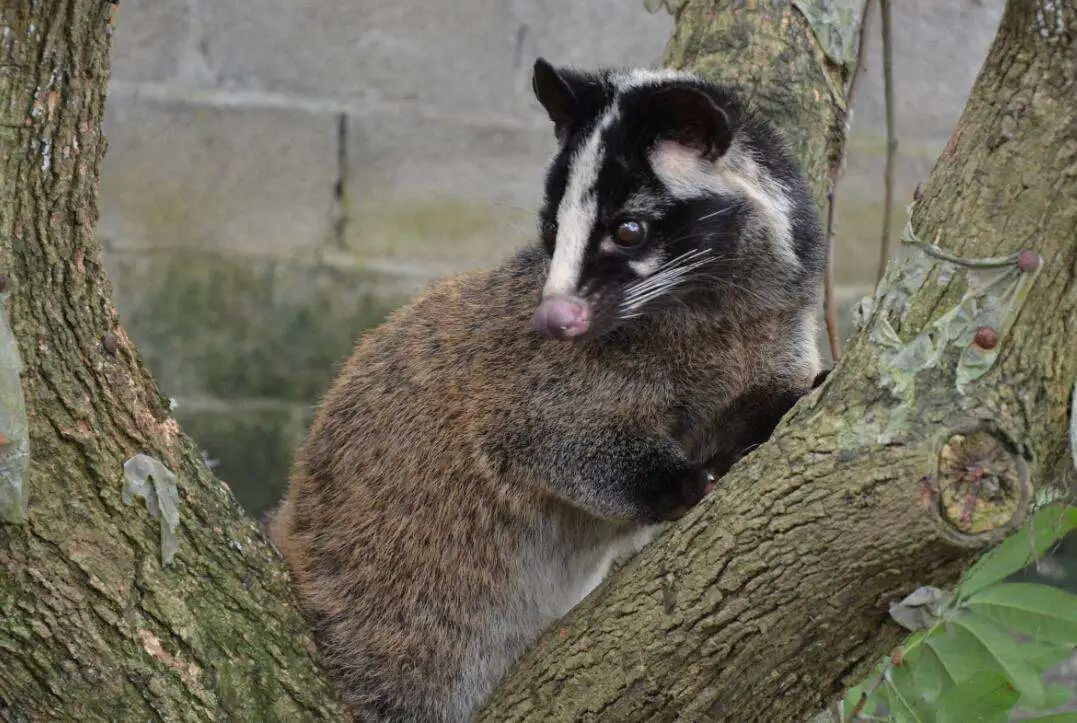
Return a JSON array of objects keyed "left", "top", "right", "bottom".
[
  {"left": 832, "top": 0, "right": 1006, "bottom": 291},
  {"left": 100, "top": 0, "right": 1004, "bottom": 515},
  {"left": 101, "top": 0, "right": 673, "bottom": 513}
]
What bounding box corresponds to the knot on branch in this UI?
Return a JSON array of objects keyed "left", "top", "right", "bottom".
[{"left": 936, "top": 428, "right": 1029, "bottom": 541}]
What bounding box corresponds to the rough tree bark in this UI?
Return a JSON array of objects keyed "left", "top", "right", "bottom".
[
  {"left": 0, "top": 2, "right": 873, "bottom": 718},
  {"left": 0, "top": 2, "right": 343, "bottom": 719},
  {"left": 664, "top": 0, "right": 870, "bottom": 364},
  {"left": 2, "top": 0, "right": 1072, "bottom": 721},
  {"left": 666, "top": 0, "right": 867, "bottom": 205},
  {"left": 483, "top": 0, "right": 1075, "bottom": 719}
]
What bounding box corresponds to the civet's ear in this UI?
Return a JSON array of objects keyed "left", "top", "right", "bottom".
[
  {"left": 532, "top": 58, "right": 576, "bottom": 139},
  {"left": 647, "top": 86, "right": 732, "bottom": 161}
]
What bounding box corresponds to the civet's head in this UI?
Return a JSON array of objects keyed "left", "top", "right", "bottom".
[{"left": 530, "top": 59, "right": 825, "bottom": 341}]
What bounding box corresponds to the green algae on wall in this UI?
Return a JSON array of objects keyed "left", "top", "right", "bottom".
[
  {"left": 104, "top": 249, "right": 410, "bottom": 515},
  {"left": 346, "top": 195, "right": 531, "bottom": 272},
  {"left": 179, "top": 403, "right": 310, "bottom": 515}
]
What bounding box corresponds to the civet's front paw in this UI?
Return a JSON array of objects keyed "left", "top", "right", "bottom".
[{"left": 652, "top": 466, "right": 716, "bottom": 521}]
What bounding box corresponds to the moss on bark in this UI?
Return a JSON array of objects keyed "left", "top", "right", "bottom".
[
  {"left": 2, "top": 0, "right": 1072, "bottom": 721},
  {"left": 484, "top": 1, "right": 1075, "bottom": 719},
  {"left": 0, "top": 2, "right": 343, "bottom": 718},
  {"left": 665, "top": 0, "right": 867, "bottom": 207}
]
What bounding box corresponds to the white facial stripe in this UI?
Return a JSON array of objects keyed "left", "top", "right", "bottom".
[
  {"left": 611, "top": 68, "right": 696, "bottom": 90},
  {"left": 544, "top": 107, "right": 620, "bottom": 297},
  {"left": 649, "top": 139, "right": 799, "bottom": 267}
]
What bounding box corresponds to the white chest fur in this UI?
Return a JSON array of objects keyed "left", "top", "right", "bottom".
[
  {"left": 557, "top": 522, "right": 662, "bottom": 615},
  {"left": 453, "top": 518, "right": 662, "bottom": 718}
]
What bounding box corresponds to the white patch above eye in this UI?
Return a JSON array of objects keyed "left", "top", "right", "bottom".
[
  {"left": 622, "top": 190, "right": 669, "bottom": 217},
  {"left": 628, "top": 253, "right": 664, "bottom": 277},
  {"left": 649, "top": 142, "right": 710, "bottom": 196},
  {"left": 544, "top": 107, "right": 620, "bottom": 298},
  {"left": 649, "top": 139, "right": 798, "bottom": 267}
]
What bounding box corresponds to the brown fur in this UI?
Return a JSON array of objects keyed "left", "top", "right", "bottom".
[{"left": 271, "top": 248, "right": 818, "bottom": 721}]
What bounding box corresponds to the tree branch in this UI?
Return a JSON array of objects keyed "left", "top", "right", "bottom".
[
  {"left": 826, "top": 0, "right": 877, "bottom": 362},
  {"left": 483, "top": 0, "right": 1075, "bottom": 718},
  {"left": 877, "top": 0, "right": 898, "bottom": 282},
  {"left": 0, "top": 2, "right": 342, "bottom": 717}
]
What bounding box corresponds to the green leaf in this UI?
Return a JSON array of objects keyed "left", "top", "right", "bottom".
[
  {"left": 958, "top": 505, "right": 1077, "bottom": 597},
  {"left": 907, "top": 643, "right": 952, "bottom": 704},
  {"left": 842, "top": 661, "right": 887, "bottom": 719},
  {"left": 1022, "top": 682, "right": 1073, "bottom": 712},
  {"left": 966, "top": 583, "right": 1077, "bottom": 643},
  {"left": 884, "top": 662, "right": 935, "bottom": 723},
  {"left": 950, "top": 614, "right": 1047, "bottom": 708},
  {"left": 841, "top": 680, "right": 868, "bottom": 719},
  {"left": 926, "top": 623, "right": 1001, "bottom": 683},
  {"left": 1028, "top": 644, "right": 1077, "bottom": 674},
  {"left": 1020, "top": 714, "right": 1077, "bottom": 723},
  {"left": 1013, "top": 637, "right": 1077, "bottom": 679},
  {"left": 936, "top": 670, "right": 1019, "bottom": 723}
]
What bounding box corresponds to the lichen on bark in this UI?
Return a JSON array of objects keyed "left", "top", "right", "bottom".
[
  {"left": 484, "top": 1, "right": 1075, "bottom": 719},
  {"left": 0, "top": 2, "right": 343, "bottom": 718},
  {"left": 665, "top": 0, "right": 869, "bottom": 208},
  {"left": 121, "top": 454, "right": 182, "bottom": 566}
]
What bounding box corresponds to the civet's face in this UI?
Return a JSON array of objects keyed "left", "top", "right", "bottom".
[{"left": 530, "top": 59, "right": 815, "bottom": 341}]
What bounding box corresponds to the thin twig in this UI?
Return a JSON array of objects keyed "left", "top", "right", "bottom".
[
  {"left": 824, "top": 191, "right": 843, "bottom": 362},
  {"left": 877, "top": 0, "right": 898, "bottom": 282},
  {"left": 818, "top": 185, "right": 844, "bottom": 357},
  {"left": 902, "top": 218, "right": 1020, "bottom": 268},
  {"left": 842, "top": 662, "right": 889, "bottom": 722},
  {"left": 904, "top": 239, "right": 1020, "bottom": 269},
  {"left": 823, "top": 0, "right": 875, "bottom": 362}
]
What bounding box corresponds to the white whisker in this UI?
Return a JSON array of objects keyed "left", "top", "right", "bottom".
[
  {"left": 621, "top": 249, "right": 709, "bottom": 296},
  {"left": 697, "top": 207, "right": 733, "bottom": 222},
  {"left": 622, "top": 266, "right": 702, "bottom": 304},
  {"left": 623, "top": 254, "right": 710, "bottom": 295},
  {"left": 618, "top": 253, "right": 715, "bottom": 316}
]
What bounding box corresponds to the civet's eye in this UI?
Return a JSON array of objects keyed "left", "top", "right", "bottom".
[{"left": 614, "top": 220, "right": 647, "bottom": 246}]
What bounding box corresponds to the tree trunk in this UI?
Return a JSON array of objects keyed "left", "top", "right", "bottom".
[
  {"left": 0, "top": 2, "right": 343, "bottom": 718},
  {"left": 3, "top": 0, "right": 1073, "bottom": 720},
  {"left": 483, "top": 0, "right": 1075, "bottom": 719},
  {"left": 666, "top": 0, "right": 867, "bottom": 206}
]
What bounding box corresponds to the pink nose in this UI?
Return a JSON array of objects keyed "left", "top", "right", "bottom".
[{"left": 533, "top": 296, "right": 592, "bottom": 340}]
